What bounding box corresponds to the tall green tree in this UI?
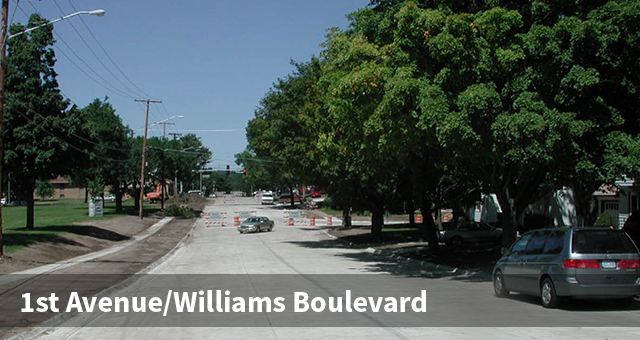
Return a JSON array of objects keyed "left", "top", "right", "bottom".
[
  {"left": 246, "top": 60, "right": 322, "bottom": 206},
  {"left": 146, "top": 134, "right": 211, "bottom": 205},
  {"left": 75, "top": 98, "right": 133, "bottom": 212},
  {"left": 3, "top": 14, "right": 75, "bottom": 229}
]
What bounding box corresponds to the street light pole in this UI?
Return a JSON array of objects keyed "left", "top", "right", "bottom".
[
  {"left": 0, "top": 3, "right": 105, "bottom": 255},
  {"left": 0, "top": 0, "right": 9, "bottom": 256}
]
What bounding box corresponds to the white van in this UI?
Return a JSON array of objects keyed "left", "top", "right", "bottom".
[{"left": 261, "top": 192, "right": 274, "bottom": 205}]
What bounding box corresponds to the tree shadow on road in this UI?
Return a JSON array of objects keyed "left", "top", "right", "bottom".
[
  {"left": 285, "top": 225, "right": 500, "bottom": 282},
  {"left": 502, "top": 293, "right": 640, "bottom": 312}
]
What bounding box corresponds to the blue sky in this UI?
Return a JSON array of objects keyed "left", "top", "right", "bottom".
[{"left": 9, "top": 0, "right": 367, "bottom": 170}]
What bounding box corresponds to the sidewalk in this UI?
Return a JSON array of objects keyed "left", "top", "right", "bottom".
[{"left": 0, "top": 216, "right": 197, "bottom": 339}]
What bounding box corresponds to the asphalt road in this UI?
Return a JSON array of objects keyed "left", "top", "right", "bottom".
[{"left": 30, "top": 197, "right": 640, "bottom": 339}]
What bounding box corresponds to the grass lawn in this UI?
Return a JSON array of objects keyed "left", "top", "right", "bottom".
[{"left": 2, "top": 199, "right": 159, "bottom": 253}]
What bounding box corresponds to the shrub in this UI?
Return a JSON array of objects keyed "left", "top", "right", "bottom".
[
  {"left": 163, "top": 204, "right": 196, "bottom": 219},
  {"left": 594, "top": 210, "right": 617, "bottom": 227}
]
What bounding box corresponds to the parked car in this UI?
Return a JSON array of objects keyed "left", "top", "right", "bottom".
[
  {"left": 187, "top": 190, "right": 202, "bottom": 196},
  {"left": 1, "top": 197, "right": 5, "bottom": 206},
  {"left": 103, "top": 195, "right": 116, "bottom": 203},
  {"left": 439, "top": 221, "right": 502, "bottom": 247},
  {"left": 493, "top": 227, "right": 640, "bottom": 308},
  {"left": 278, "top": 193, "right": 303, "bottom": 205},
  {"left": 238, "top": 216, "right": 274, "bottom": 233},
  {"left": 310, "top": 189, "right": 323, "bottom": 198},
  {"left": 261, "top": 192, "right": 274, "bottom": 205}
]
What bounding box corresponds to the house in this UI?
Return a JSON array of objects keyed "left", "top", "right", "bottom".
[
  {"left": 472, "top": 179, "right": 639, "bottom": 228},
  {"left": 597, "top": 178, "right": 639, "bottom": 227},
  {"left": 45, "top": 176, "right": 85, "bottom": 199}
]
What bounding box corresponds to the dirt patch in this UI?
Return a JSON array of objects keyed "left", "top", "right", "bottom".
[
  {"left": 0, "top": 217, "right": 196, "bottom": 339},
  {"left": 328, "top": 225, "right": 502, "bottom": 274},
  {"left": 0, "top": 216, "right": 160, "bottom": 274}
]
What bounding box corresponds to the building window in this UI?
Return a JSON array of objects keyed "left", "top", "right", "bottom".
[{"left": 604, "top": 201, "right": 619, "bottom": 211}]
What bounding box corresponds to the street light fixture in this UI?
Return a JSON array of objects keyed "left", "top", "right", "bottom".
[
  {"left": 151, "top": 115, "right": 184, "bottom": 139},
  {"left": 0, "top": 2, "right": 105, "bottom": 255},
  {"left": 6, "top": 9, "right": 105, "bottom": 40}
]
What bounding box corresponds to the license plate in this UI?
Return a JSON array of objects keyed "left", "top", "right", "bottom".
[{"left": 601, "top": 260, "right": 617, "bottom": 269}]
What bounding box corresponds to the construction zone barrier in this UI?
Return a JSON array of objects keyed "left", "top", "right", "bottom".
[
  {"left": 236, "top": 211, "right": 257, "bottom": 220},
  {"left": 310, "top": 215, "right": 316, "bottom": 226},
  {"left": 222, "top": 195, "right": 236, "bottom": 204},
  {"left": 284, "top": 210, "right": 308, "bottom": 226},
  {"left": 234, "top": 216, "right": 240, "bottom": 227},
  {"left": 416, "top": 214, "right": 423, "bottom": 224},
  {"left": 204, "top": 212, "right": 227, "bottom": 227},
  {"left": 327, "top": 216, "right": 333, "bottom": 226}
]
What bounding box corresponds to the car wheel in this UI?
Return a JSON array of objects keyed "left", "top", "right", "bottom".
[
  {"left": 255, "top": 226, "right": 260, "bottom": 233},
  {"left": 493, "top": 271, "right": 509, "bottom": 297},
  {"left": 541, "top": 278, "right": 561, "bottom": 308},
  {"left": 613, "top": 297, "right": 634, "bottom": 308},
  {"left": 451, "top": 236, "right": 463, "bottom": 248}
]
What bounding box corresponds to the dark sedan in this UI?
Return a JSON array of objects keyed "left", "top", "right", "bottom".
[{"left": 439, "top": 221, "right": 502, "bottom": 247}]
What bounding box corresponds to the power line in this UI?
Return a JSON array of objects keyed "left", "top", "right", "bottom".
[
  {"left": 67, "top": 0, "right": 153, "bottom": 99},
  {"left": 11, "top": 108, "right": 136, "bottom": 163},
  {"left": 52, "top": 0, "right": 146, "bottom": 98},
  {"left": 13, "top": 3, "right": 138, "bottom": 99}
]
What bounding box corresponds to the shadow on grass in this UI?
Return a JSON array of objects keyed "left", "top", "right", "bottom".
[
  {"left": 37, "top": 225, "right": 130, "bottom": 241},
  {"left": 3, "top": 232, "right": 81, "bottom": 248}
]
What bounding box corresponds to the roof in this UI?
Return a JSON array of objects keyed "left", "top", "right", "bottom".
[{"left": 592, "top": 184, "right": 618, "bottom": 197}]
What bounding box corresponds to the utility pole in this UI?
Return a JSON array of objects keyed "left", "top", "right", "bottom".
[
  {"left": 135, "top": 99, "right": 162, "bottom": 219},
  {"left": 0, "top": 0, "right": 9, "bottom": 256},
  {"left": 168, "top": 132, "right": 182, "bottom": 140},
  {"left": 158, "top": 121, "right": 175, "bottom": 139}
]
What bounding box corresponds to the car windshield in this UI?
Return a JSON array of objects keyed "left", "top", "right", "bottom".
[
  {"left": 245, "top": 218, "right": 259, "bottom": 223},
  {"left": 263, "top": 194, "right": 273, "bottom": 197},
  {"left": 572, "top": 230, "right": 639, "bottom": 254}
]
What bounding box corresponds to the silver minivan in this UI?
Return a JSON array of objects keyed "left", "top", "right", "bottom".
[{"left": 493, "top": 227, "right": 640, "bottom": 308}]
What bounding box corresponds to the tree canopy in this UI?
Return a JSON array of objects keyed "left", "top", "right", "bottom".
[{"left": 242, "top": 0, "right": 640, "bottom": 248}]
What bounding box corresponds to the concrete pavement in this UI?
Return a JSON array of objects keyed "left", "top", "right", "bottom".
[{"left": 15, "top": 197, "right": 640, "bottom": 339}]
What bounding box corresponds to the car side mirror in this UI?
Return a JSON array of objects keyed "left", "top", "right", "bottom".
[{"left": 501, "top": 247, "right": 509, "bottom": 256}]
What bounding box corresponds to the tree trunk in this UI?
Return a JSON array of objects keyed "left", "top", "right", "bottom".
[
  {"left": 115, "top": 183, "right": 123, "bottom": 213},
  {"left": 25, "top": 182, "right": 36, "bottom": 230},
  {"left": 408, "top": 200, "right": 415, "bottom": 227},
  {"left": 133, "top": 182, "right": 140, "bottom": 213},
  {"left": 84, "top": 188, "right": 88, "bottom": 204},
  {"left": 160, "top": 178, "right": 165, "bottom": 210},
  {"left": 341, "top": 203, "right": 352, "bottom": 228},
  {"left": 289, "top": 188, "right": 296, "bottom": 208},
  {"left": 496, "top": 191, "right": 518, "bottom": 248},
  {"left": 419, "top": 193, "right": 440, "bottom": 253},
  {"left": 174, "top": 173, "right": 179, "bottom": 199},
  {"left": 371, "top": 201, "right": 384, "bottom": 242},
  {"left": 572, "top": 182, "right": 599, "bottom": 227}
]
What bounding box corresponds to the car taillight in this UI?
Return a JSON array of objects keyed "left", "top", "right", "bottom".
[
  {"left": 618, "top": 259, "right": 640, "bottom": 269},
  {"left": 563, "top": 259, "right": 601, "bottom": 269}
]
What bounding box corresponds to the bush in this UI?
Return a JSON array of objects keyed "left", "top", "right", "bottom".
[
  {"left": 594, "top": 210, "right": 617, "bottom": 227},
  {"left": 163, "top": 204, "right": 196, "bottom": 219}
]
